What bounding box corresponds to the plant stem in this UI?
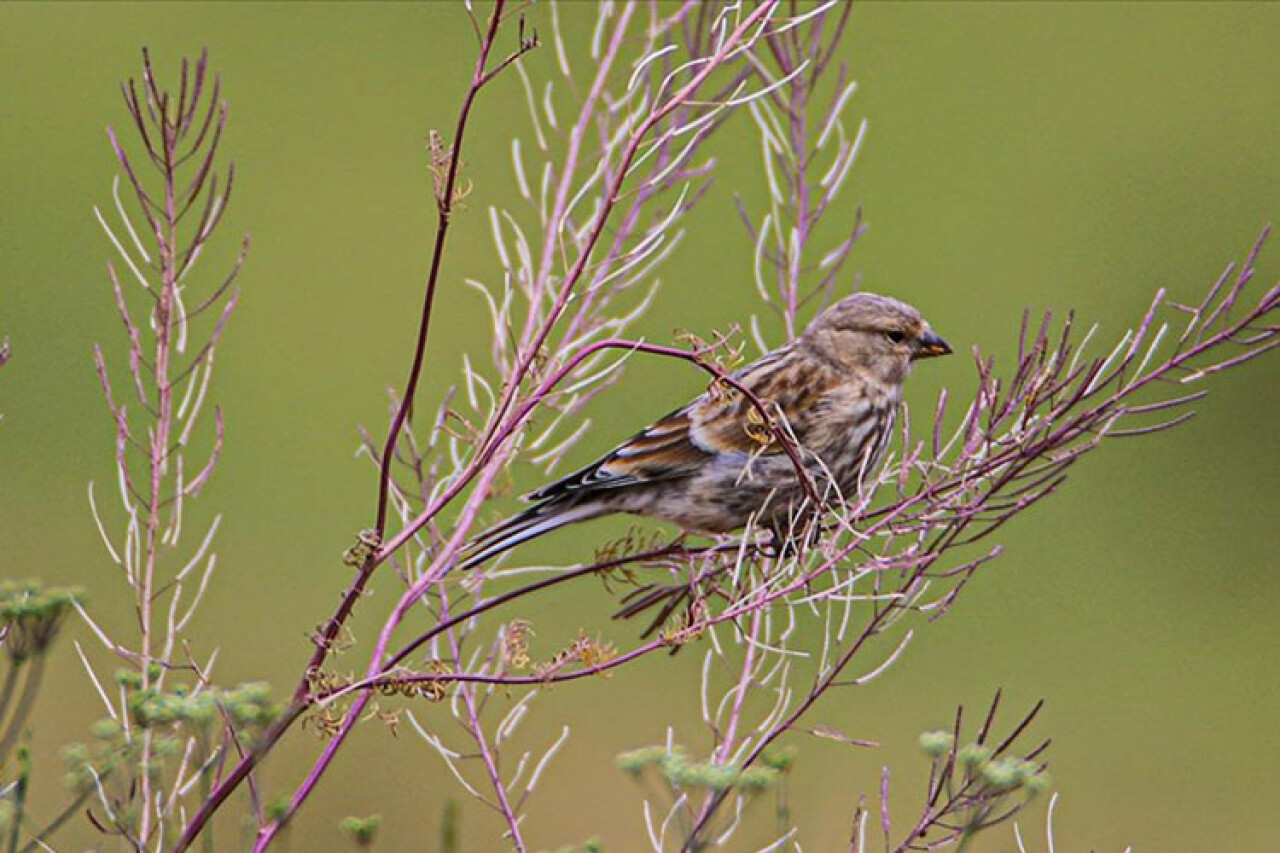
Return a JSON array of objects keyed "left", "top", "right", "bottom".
[
  {"left": 0, "top": 658, "right": 43, "bottom": 769},
  {"left": 373, "top": 0, "right": 515, "bottom": 536}
]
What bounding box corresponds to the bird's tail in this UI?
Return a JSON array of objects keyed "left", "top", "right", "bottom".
[{"left": 459, "top": 499, "right": 604, "bottom": 570}]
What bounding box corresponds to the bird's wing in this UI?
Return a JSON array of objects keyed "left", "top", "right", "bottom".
[
  {"left": 527, "top": 345, "right": 818, "bottom": 502},
  {"left": 525, "top": 404, "right": 712, "bottom": 501},
  {"left": 688, "top": 345, "right": 827, "bottom": 455}
]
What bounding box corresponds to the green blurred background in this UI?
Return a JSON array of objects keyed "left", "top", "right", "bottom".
[{"left": 2, "top": 2, "right": 1277, "bottom": 850}]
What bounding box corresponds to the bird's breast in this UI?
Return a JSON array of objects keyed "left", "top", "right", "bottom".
[{"left": 796, "top": 387, "right": 898, "bottom": 493}]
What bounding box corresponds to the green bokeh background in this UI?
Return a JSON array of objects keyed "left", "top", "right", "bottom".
[{"left": 2, "top": 2, "right": 1278, "bottom": 851}]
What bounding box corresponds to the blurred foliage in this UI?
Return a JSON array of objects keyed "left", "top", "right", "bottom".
[
  {"left": 0, "top": 580, "right": 81, "bottom": 665},
  {"left": 340, "top": 813, "right": 381, "bottom": 849}
]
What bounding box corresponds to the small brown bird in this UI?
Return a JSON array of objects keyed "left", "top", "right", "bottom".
[{"left": 462, "top": 293, "right": 950, "bottom": 568}]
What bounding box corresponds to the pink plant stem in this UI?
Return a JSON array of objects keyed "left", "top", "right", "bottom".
[
  {"left": 345, "top": 566, "right": 991, "bottom": 697},
  {"left": 155, "top": 3, "right": 1273, "bottom": 841},
  {"left": 295, "top": 0, "right": 514, "bottom": 749},
  {"left": 686, "top": 607, "right": 764, "bottom": 840},
  {"left": 354, "top": 520, "right": 935, "bottom": 700},
  {"left": 444, "top": 606, "right": 528, "bottom": 851},
  {"left": 290, "top": 231, "right": 1272, "bottom": 851},
  {"left": 778, "top": 31, "right": 810, "bottom": 336},
  {"left": 369, "top": 5, "right": 787, "bottom": 574},
  {"left": 124, "top": 74, "right": 182, "bottom": 844},
  {"left": 251, "top": 13, "right": 528, "bottom": 849},
  {"left": 522, "top": 1, "right": 635, "bottom": 337},
  {"left": 680, "top": 262, "right": 1279, "bottom": 841},
  {"left": 279, "top": 332, "right": 802, "bottom": 841},
  {"left": 682, "top": 589, "right": 899, "bottom": 850},
  {"left": 355, "top": 258, "right": 1267, "bottom": 837},
  {"left": 788, "top": 76, "right": 811, "bottom": 333},
  {"left": 398, "top": 262, "right": 1273, "bottom": 697},
  {"left": 175, "top": 8, "right": 522, "bottom": 850},
  {"left": 168, "top": 704, "right": 304, "bottom": 853},
  {"left": 373, "top": 0, "right": 509, "bottom": 536},
  {"left": 100, "top": 49, "right": 242, "bottom": 853},
  {"left": 464, "top": 690, "right": 527, "bottom": 850},
  {"left": 380, "top": 46, "right": 784, "bottom": 547},
  {"left": 341, "top": 558, "right": 909, "bottom": 695},
  {"left": 370, "top": 544, "right": 713, "bottom": 681},
  {"left": 379, "top": 331, "right": 814, "bottom": 576},
  {"left": 254, "top": 404, "right": 524, "bottom": 848},
  {"left": 716, "top": 608, "right": 762, "bottom": 764},
  {"left": 473, "top": 1, "right": 780, "bottom": 474},
  {"left": 553, "top": 1, "right": 700, "bottom": 346}
]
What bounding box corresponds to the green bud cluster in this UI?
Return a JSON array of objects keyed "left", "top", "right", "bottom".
[
  {"left": 340, "top": 814, "right": 382, "bottom": 847},
  {"left": 917, "top": 730, "right": 954, "bottom": 757},
  {"left": 124, "top": 678, "right": 277, "bottom": 731},
  {"left": 918, "top": 728, "right": 1051, "bottom": 797},
  {"left": 979, "top": 757, "right": 1051, "bottom": 794},
  {"left": 0, "top": 580, "right": 83, "bottom": 663},
  {"left": 265, "top": 796, "right": 291, "bottom": 823},
  {"left": 60, "top": 679, "right": 278, "bottom": 797},
  {"left": 615, "top": 745, "right": 786, "bottom": 793}
]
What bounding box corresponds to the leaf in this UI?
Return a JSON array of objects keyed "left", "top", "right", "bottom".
[{"left": 808, "top": 725, "right": 878, "bottom": 748}]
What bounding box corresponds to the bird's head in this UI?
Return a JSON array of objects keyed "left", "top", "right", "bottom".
[{"left": 801, "top": 292, "right": 952, "bottom": 386}]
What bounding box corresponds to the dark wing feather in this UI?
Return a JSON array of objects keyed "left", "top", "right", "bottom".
[
  {"left": 526, "top": 405, "right": 710, "bottom": 501},
  {"left": 526, "top": 344, "right": 823, "bottom": 502}
]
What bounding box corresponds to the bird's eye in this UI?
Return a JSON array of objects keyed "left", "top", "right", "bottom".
[{"left": 885, "top": 330, "right": 906, "bottom": 344}]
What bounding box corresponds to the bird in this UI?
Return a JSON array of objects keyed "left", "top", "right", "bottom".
[{"left": 461, "top": 292, "right": 951, "bottom": 569}]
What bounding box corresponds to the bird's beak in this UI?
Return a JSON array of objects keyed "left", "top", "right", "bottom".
[{"left": 912, "top": 328, "right": 952, "bottom": 360}]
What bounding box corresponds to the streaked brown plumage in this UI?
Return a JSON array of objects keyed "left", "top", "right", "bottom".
[{"left": 462, "top": 293, "right": 951, "bottom": 568}]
